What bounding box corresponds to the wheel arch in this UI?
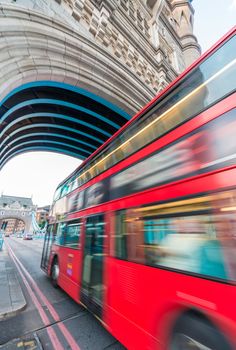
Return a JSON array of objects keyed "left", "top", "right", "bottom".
[
  {"left": 167, "top": 307, "right": 233, "bottom": 350},
  {"left": 50, "top": 254, "right": 59, "bottom": 276}
]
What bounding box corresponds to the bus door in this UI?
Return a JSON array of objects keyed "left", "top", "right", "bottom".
[
  {"left": 41, "top": 224, "right": 54, "bottom": 273},
  {"left": 80, "top": 214, "right": 105, "bottom": 318}
]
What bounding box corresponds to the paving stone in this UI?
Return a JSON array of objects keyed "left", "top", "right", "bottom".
[{"left": 0, "top": 248, "right": 26, "bottom": 320}]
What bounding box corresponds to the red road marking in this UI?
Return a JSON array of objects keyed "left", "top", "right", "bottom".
[
  {"left": 6, "top": 242, "right": 81, "bottom": 350},
  {"left": 5, "top": 242, "right": 64, "bottom": 350}
]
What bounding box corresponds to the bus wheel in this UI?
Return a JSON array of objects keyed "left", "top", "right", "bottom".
[
  {"left": 169, "top": 313, "right": 232, "bottom": 350},
  {"left": 51, "top": 258, "right": 59, "bottom": 288}
]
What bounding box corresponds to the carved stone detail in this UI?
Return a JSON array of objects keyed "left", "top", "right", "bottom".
[
  {"left": 68, "top": 0, "right": 200, "bottom": 91},
  {"left": 0, "top": 0, "right": 200, "bottom": 115}
]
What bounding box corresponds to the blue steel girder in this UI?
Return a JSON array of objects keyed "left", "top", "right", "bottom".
[
  {"left": 0, "top": 124, "right": 102, "bottom": 150},
  {"left": 0, "top": 147, "right": 86, "bottom": 171},
  {"left": 0, "top": 132, "right": 97, "bottom": 159},
  {"left": 0, "top": 81, "right": 131, "bottom": 169}
]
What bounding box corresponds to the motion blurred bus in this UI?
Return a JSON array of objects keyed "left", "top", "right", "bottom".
[{"left": 41, "top": 27, "right": 236, "bottom": 350}]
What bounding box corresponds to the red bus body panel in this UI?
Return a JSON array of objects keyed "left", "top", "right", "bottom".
[
  {"left": 54, "top": 245, "right": 82, "bottom": 302},
  {"left": 45, "top": 27, "right": 236, "bottom": 350}
]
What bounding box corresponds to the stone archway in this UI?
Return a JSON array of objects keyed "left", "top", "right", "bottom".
[
  {"left": 0, "top": 195, "right": 36, "bottom": 234},
  {"left": 0, "top": 1, "right": 200, "bottom": 169},
  {"left": 0, "top": 3, "right": 156, "bottom": 168},
  {"left": 1, "top": 217, "right": 26, "bottom": 235},
  {"left": 0, "top": 4, "right": 153, "bottom": 115}
]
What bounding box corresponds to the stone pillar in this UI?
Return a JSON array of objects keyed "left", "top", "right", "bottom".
[{"left": 171, "top": 0, "right": 201, "bottom": 67}]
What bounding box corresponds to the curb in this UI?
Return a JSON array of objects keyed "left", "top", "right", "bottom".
[{"left": 0, "top": 301, "right": 27, "bottom": 321}]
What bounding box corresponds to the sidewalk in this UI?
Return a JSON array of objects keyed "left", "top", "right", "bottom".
[{"left": 0, "top": 243, "right": 26, "bottom": 320}]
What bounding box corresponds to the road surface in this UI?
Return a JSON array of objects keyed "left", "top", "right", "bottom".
[{"left": 1, "top": 237, "right": 125, "bottom": 350}]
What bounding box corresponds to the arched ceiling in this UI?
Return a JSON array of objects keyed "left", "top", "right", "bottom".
[
  {"left": 0, "top": 81, "right": 130, "bottom": 169},
  {"left": 0, "top": 4, "right": 156, "bottom": 169}
]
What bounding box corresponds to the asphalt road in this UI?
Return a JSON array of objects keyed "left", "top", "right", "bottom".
[{"left": 0, "top": 237, "right": 125, "bottom": 350}]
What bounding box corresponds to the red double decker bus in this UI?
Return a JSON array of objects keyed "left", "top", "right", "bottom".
[{"left": 41, "top": 27, "right": 236, "bottom": 350}]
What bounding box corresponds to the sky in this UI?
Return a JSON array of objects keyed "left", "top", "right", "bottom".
[
  {"left": 0, "top": 0, "right": 235, "bottom": 207},
  {"left": 193, "top": 0, "right": 236, "bottom": 53},
  {"left": 0, "top": 152, "right": 80, "bottom": 207}
]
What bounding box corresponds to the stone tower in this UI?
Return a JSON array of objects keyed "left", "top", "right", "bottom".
[
  {"left": 0, "top": 0, "right": 201, "bottom": 110},
  {"left": 0, "top": 195, "right": 36, "bottom": 234},
  {"left": 0, "top": 0, "right": 202, "bottom": 168},
  {"left": 170, "top": 0, "right": 200, "bottom": 67}
]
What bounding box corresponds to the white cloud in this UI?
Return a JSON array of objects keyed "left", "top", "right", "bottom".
[
  {"left": 230, "top": 0, "right": 236, "bottom": 9},
  {"left": 0, "top": 152, "right": 81, "bottom": 206}
]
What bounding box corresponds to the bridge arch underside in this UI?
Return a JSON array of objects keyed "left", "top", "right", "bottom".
[
  {"left": 0, "top": 4, "right": 155, "bottom": 169},
  {"left": 0, "top": 81, "right": 130, "bottom": 169},
  {"left": 0, "top": 216, "right": 29, "bottom": 233}
]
